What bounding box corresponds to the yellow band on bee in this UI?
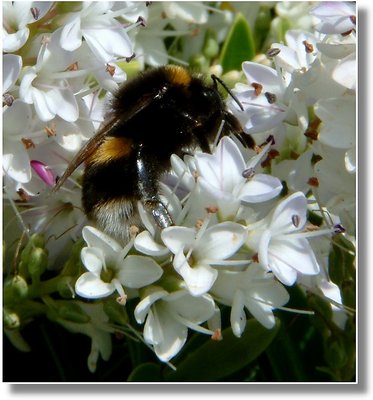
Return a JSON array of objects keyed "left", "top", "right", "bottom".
[{"left": 165, "top": 65, "right": 192, "bottom": 86}]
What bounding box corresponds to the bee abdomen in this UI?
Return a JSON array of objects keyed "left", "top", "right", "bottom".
[{"left": 90, "top": 197, "right": 142, "bottom": 243}]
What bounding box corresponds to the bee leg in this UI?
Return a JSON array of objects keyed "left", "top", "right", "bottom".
[
  {"left": 144, "top": 197, "right": 174, "bottom": 229},
  {"left": 136, "top": 146, "right": 174, "bottom": 229}
]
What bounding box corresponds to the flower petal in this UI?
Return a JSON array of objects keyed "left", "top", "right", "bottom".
[
  {"left": 60, "top": 14, "right": 82, "bottom": 51},
  {"left": 166, "top": 291, "right": 215, "bottom": 323},
  {"left": 230, "top": 290, "right": 247, "bottom": 337},
  {"left": 239, "top": 174, "right": 282, "bottom": 203},
  {"left": 194, "top": 222, "right": 246, "bottom": 260},
  {"left": 75, "top": 272, "right": 114, "bottom": 299},
  {"left": 81, "top": 247, "right": 104, "bottom": 274},
  {"left": 134, "top": 231, "right": 169, "bottom": 257},
  {"left": 151, "top": 305, "right": 187, "bottom": 362},
  {"left": 271, "top": 237, "right": 320, "bottom": 277},
  {"left": 3, "top": 54, "right": 22, "bottom": 92},
  {"left": 173, "top": 251, "right": 218, "bottom": 296},
  {"left": 134, "top": 288, "right": 168, "bottom": 324},
  {"left": 270, "top": 192, "right": 308, "bottom": 234},
  {"left": 196, "top": 136, "right": 246, "bottom": 191},
  {"left": 82, "top": 226, "right": 122, "bottom": 262},
  {"left": 117, "top": 256, "right": 163, "bottom": 288},
  {"left": 161, "top": 226, "right": 196, "bottom": 254}
]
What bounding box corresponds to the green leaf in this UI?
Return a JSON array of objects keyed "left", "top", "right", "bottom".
[
  {"left": 127, "top": 362, "right": 162, "bottom": 382},
  {"left": 165, "top": 319, "right": 280, "bottom": 381},
  {"left": 220, "top": 13, "right": 255, "bottom": 73},
  {"left": 254, "top": 5, "right": 273, "bottom": 52},
  {"left": 329, "top": 235, "right": 356, "bottom": 296}
]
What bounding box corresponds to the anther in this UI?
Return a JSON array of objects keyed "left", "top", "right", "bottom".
[
  {"left": 251, "top": 82, "right": 263, "bottom": 96},
  {"left": 206, "top": 206, "right": 219, "bottom": 214},
  {"left": 333, "top": 224, "right": 346, "bottom": 234},
  {"left": 106, "top": 64, "right": 116, "bottom": 76},
  {"left": 264, "top": 92, "right": 276, "bottom": 104},
  {"left": 308, "top": 177, "right": 319, "bottom": 187},
  {"left": 3, "top": 93, "right": 14, "bottom": 107},
  {"left": 266, "top": 48, "right": 281, "bottom": 58},
  {"left": 30, "top": 7, "right": 40, "bottom": 20},
  {"left": 136, "top": 16, "right": 146, "bottom": 27},
  {"left": 21, "top": 138, "right": 36, "bottom": 149},
  {"left": 292, "top": 214, "right": 300, "bottom": 227},
  {"left": 302, "top": 40, "right": 314, "bottom": 54},
  {"left": 242, "top": 167, "right": 255, "bottom": 179}
]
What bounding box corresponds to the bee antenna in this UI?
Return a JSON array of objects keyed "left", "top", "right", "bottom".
[{"left": 211, "top": 74, "right": 244, "bottom": 112}]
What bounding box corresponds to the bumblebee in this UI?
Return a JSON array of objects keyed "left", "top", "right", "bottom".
[{"left": 54, "top": 65, "right": 252, "bottom": 242}]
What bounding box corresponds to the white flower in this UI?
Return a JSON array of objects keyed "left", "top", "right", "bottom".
[
  {"left": 195, "top": 136, "right": 282, "bottom": 219},
  {"left": 2, "top": 1, "right": 53, "bottom": 52},
  {"left": 162, "top": 2, "right": 208, "bottom": 24},
  {"left": 211, "top": 264, "right": 289, "bottom": 337},
  {"left": 246, "top": 192, "right": 321, "bottom": 286},
  {"left": 162, "top": 221, "right": 246, "bottom": 296},
  {"left": 75, "top": 226, "right": 163, "bottom": 303},
  {"left": 332, "top": 52, "right": 356, "bottom": 90},
  {"left": 56, "top": 302, "right": 113, "bottom": 373},
  {"left": 270, "top": 30, "right": 318, "bottom": 74},
  {"left": 311, "top": 2, "right": 356, "bottom": 35},
  {"left": 19, "top": 29, "right": 79, "bottom": 122},
  {"left": 313, "top": 146, "right": 356, "bottom": 235},
  {"left": 314, "top": 95, "right": 356, "bottom": 173},
  {"left": 300, "top": 273, "right": 348, "bottom": 330},
  {"left": 273, "top": 149, "right": 314, "bottom": 194},
  {"left": 3, "top": 54, "right": 22, "bottom": 93},
  {"left": 134, "top": 287, "right": 215, "bottom": 361},
  {"left": 275, "top": 2, "right": 315, "bottom": 32},
  {"left": 229, "top": 62, "right": 294, "bottom": 134},
  {"left": 60, "top": 2, "right": 133, "bottom": 63},
  {"left": 3, "top": 100, "right": 33, "bottom": 183}
]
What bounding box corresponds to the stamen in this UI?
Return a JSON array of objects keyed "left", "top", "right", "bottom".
[
  {"left": 30, "top": 7, "right": 40, "bottom": 20},
  {"left": 266, "top": 47, "right": 281, "bottom": 58},
  {"left": 17, "top": 188, "right": 30, "bottom": 202},
  {"left": 21, "top": 138, "right": 36, "bottom": 149},
  {"left": 308, "top": 177, "right": 319, "bottom": 187},
  {"left": 3, "top": 93, "right": 14, "bottom": 107},
  {"left": 3, "top": 186, "right": 31, "bottom": 239},
  {"left": 292, "top": 214, "right": 300, "bottom": 228},
  {"left": 113, "top": 279, "right": 127, "bottom": 306},
  {"left": 302, "top": 40, "right": 314, "bottom": 54},
  {"left": 264, "top": 92, "right": 277, "bottom": 104},
  {"left": 44, "top": 124, "right": 57, "bottom": 137},
  {"left": 333, "top": 224, "right": 346, "bottom": 234},
  {"left": 106, "top": 64, "right": 116, "bottom": 76},
  {"left": 242, "top": 167, "right": 255, "bottom": 179},
  {"left": 66, "top": 62, "right": 79, "bottom": 71},
  {"left": 251, "top": 82, "right": 263, "bottom": 96},
  {"left": 211, "top": 329, "right": 222, "bottom": 341}
]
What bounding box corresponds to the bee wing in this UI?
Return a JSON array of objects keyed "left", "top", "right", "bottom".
[
  {"left": 53, "top": 87, "right": 164, "bottom": 192},
  {"left": 52, "top": 116, "right": 119, "bottom": 192}
]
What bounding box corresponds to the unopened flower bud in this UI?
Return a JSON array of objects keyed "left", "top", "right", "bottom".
[
  {"left": 103, "top": 299, "right": 129, "bottom": 325},
  {"left": 4, "top": 309, "right": 21, "bottom": 329},
  {"left": 4, "top": 275, "right": 28, "bottom": 304},
  {"left": 325, "top": 337, "right": 348, "bottom": 369},
  {"left": 28, "top": 247, "right": 48, "bottom": 279},
  {"left": 56, "top": 302, "right": 91, "bottom": 324},
  {"left": 57, "top": 276, "right": 75, "bottom": 299}
]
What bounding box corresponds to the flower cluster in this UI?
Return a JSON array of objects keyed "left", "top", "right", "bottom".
[{"left": 3, "top": 2, "right": 356, "bottom": 378}]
